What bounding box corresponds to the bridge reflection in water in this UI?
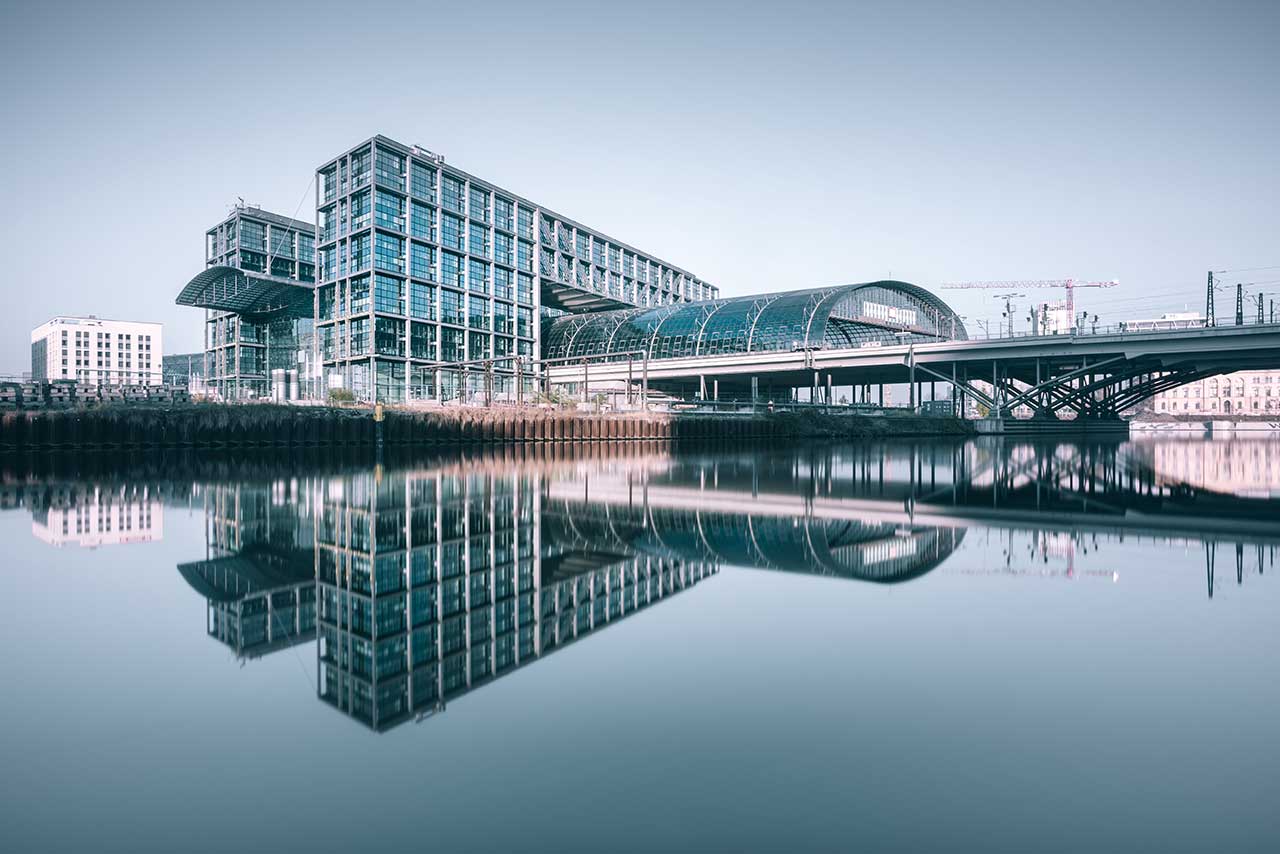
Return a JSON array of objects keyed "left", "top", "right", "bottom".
[{"left": 154, "top": 437, "right": 1279, "bottom": 731}]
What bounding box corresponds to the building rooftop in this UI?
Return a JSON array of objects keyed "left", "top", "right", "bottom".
[
  {"left": 321, "top": 134, "right": 709, "bottom": 284},
  {"left": 34, "top": 315, "right": 162, "bottom": 329},
  {"left": 211, "top": 204, "right": 314, "bottom": 233}
]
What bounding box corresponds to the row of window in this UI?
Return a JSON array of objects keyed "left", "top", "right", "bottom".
[
  {"left": 318, "top": 320, "right": 533, "bottom": 362},
  {"left": 322, "top": 145, "right": 532, "bottom": 238},
  {"left": 318, "top": 141, "right": 715, "bottom": 304},
  {"left": 318, "top": 293, "right": 534, "bottom": 336},
  {"left": 207, "top": 218, "right": 314, "bottom": 263}
]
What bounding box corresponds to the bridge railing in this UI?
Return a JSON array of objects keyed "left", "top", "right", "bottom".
[{"left": 961, "top": 316, "right": 1279, "bottom": 342}]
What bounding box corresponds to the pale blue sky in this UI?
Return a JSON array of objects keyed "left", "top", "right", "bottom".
[{"left": 1, "top": 0, "right": 1277, "bottom": 368}]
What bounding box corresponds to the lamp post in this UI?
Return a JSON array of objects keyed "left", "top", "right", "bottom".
[{"left": 895, "top": 328, "right": 915, "bottom": 413}]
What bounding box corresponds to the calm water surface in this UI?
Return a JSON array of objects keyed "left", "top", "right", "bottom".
[{"left": 2, "top": 436, "right": 1278, "bottom": 853}]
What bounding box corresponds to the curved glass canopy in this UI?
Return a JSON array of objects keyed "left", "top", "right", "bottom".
[
  {"left": 542, "top": 280, "right": 967, "bottom": 362},
  {"left": 542, "top": 502, "right": 964, "bottom": 585},
  {"left": 176, "top": 265, "right": 315, "bottom": 320}
]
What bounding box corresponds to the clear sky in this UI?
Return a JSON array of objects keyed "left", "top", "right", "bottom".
[{"left": 1, "top": 0, "right": 1277, "bottom": 369}]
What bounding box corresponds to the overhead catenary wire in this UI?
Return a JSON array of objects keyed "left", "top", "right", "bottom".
[
  {"left": 264, "top": 173, "right": 318, "bottom": 274},
  {"left": 1213, "top": 265, "right": 1280, "bottom": 275}
]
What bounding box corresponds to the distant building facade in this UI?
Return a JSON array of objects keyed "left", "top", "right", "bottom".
[
  {"left": 1152, "top": 370, "right": 1280, "bottom": 416},
  {"left": 30, "top": 316, "right": 162, "bottom": 386},
  {"left": 313, "top": 135, "right": 719, "bottom": 403}
]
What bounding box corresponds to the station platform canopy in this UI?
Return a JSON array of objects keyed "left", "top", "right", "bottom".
[
  {"left": 542, "top": 280, "right": 967, "bottom": 363},
  {"left": 176, "top": 265, "right": 315, "bottom": 320}
]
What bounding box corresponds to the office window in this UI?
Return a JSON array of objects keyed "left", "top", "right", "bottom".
[
  {"left": 351, "top": 190, "right": 371, "bottom": 231},
  {"left": 441, "top": 251, "right": 464, "bottom": 288},
  {"left": 410, "top": 282, "right": 437, "bottom": 320},
  {"left": 350, "top": 317, "right": 369, "bottom": 355},
  {"left": 517, "top": 206, "right": 534, "bottom": 240},
  {"left": 441, "top": 327, "right": 464, "bottom": 362},
  {"left": 318, "top": 284, "right": 335, "bottom": 321},
  {"left": 375, "top": 149, "right": 405, "bottom": 191},
  {"left": 469, "top": 222, "right": 489, "bottom": 258},
  {"left": 576, "top": 232, "right": 590, "bottom": 258},
  {"left": 410, "top": 201, "right": 436, "bottom": 242},
  {"left": 494, "top": 300, "right": 512, "bottom": 334},
  {"left": 410, "top": 161, "right": 437, "bottom": 201},
  {"left": 494, "top": 196, "right": 514, "bottom": 231},
  {"left": 469, "top": 186, "right": 489, "bottom": 222},
  {"left": 375, "top": 317, "right": 405, "bottom": 356},
  {"left": 493, "top": 267, "right": 513, "bottom": 300},
  {"left": 240, "top": 219, "right": 266, "bottom": 252},
  {"left": 410, "top": 242, "right": 435, "bottom": 280},
  {"left": 410, "top": 322, "right": 436, "bottom": 360},
  {"left": 442, "top": 175, "right": 465, "bottom": 214},
  {"left": 441, "top": 289, "right": 464, "bottom": 326},
  {"left": 351, "top": 146, "right": 372, "bottom": 186},
  {"left": 375, "top": 358, "right": 405, "bottom": 402},
  {"left": 374, "top": 274, "right": 404, "bottom": 314},
  {"left": 374, "top": 232, "right": 404, "bottom": 273},
  {"left": 375, "top": 190, "right": 405, "bottom": 232},
  {"left": 517, "top": 240, "right": 533, "bottom": 273},
  {"left": 468, "top": 294, "right": 490, "bottom": 330},
  {"left": 468, "top": 259, "right": 489, "bottom": 294},
  {"left": 442, "top": 214, "right": 465, "bottom": 251},
  {"left": 350, "top": 274, "right": 371, "bottom": 314},
  {"left": 269, "top": 226, "right": 294, "bottom": 258},
  {"left": 493, "top": 232, "right": 512, "bottom": 266},
  {"left": 517, "top": 273, "right": 533, "bottom": 306},
  {"left": 468, "top": 332, "right": 490, "bottom": 360}
]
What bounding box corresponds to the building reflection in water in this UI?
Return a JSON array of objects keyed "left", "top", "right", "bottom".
[
  {"left": 10, "top": 437, "right": 1264, "bottom": 731},
  {"left": 177, "top": 480, "right": 318, "bottom": 659},
  {"left": 28, "top": 484, "right": 164, "bottom": 548},
  {"left": 313, "top": 464, "right": 715, "bottom": 730}
]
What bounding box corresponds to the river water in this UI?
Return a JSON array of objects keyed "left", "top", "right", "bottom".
[{"left": 2, "top": 436, "right": 1277, "bottom": 853}]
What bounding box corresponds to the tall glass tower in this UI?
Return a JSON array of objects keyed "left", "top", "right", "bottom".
[{"left": 313, "top": 135, "right": 718, "bottom": 404}]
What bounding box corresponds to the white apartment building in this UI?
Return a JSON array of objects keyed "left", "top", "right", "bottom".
[
  {"left": 31, "top": 316, "right": 163, "bottom": 385},
  {"left": 1152, "top": 370, "right": 1280, "bottom": 416}
]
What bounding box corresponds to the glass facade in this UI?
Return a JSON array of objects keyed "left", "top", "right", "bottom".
[
  {"left": 314, "top": 135, "right": 718, "bottom": 403},
  {"left": 201, "top": 206, "right": 318, "bottom": 401},
  {"left": 542, "top": 282, "right": 967, "bottom": 363},
  {"left": 314, "top": 466, "right": 716, "bottom": 731}
]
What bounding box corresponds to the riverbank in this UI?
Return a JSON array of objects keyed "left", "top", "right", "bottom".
[{"left": 0, "top": 404, "right": 972, "bottom": 451}]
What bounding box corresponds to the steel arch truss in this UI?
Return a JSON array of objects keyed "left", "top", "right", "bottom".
[{"left": 938, "top": 354, "right": 1238, "bottom": 419}]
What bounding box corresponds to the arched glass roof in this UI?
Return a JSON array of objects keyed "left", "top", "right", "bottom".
[
  {"left": 176, "top": 265, "right": 315, "bottom": 320},
  {"left": 542, "top": 280, "right": 967, "bottom": 362},
  {"left": 541, "top": 502, "right": 964, "bottom": 585}
]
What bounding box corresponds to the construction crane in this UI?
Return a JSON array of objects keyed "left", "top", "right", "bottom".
[{"left": 940, "top": 278, "right": 1119, "bottom": 319}]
